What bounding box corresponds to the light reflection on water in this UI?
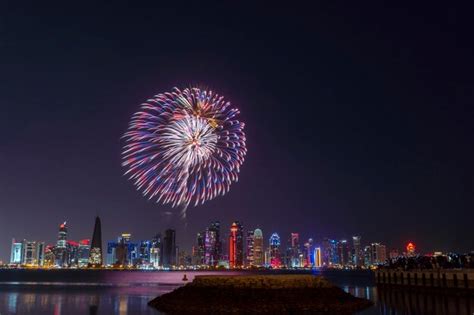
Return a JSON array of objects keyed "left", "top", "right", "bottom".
[
  {"left": 344, "top": 285, "right": 474, "bottom": 315},
  {"left": 0, "top": 272, "right": 473, "bottom": 314},
  {"left": 0, "top": 285, "right": 170, "bottom": 315}
]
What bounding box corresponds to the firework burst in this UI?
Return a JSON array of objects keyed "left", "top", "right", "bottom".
[{"left": 122, "top": 87, "right": 246, "bottom": 215}]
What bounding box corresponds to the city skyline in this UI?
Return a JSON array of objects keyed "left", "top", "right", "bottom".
[
  {"left": 1, "top": 3, "right": 473, "bottom": 262},
  {"left": 5, "top": 215, "right": 465, "bottom": 267},
  {"left": 2, "top": 213, "right": 472, "bottom": 264}
]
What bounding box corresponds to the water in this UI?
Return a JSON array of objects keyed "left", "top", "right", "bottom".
[{"left": 0, "top": 271, "right": 472, "bottom": 314}]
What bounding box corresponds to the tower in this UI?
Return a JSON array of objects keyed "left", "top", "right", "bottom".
[
  {"left": 352, "top": 236, "right": 362, "bottom": 267},
  {"left": 245, "top": 230, "right": 254, "bottom": 266},
  {"left": 162, "top": 229, "right": 176, "bottom": 267},
  {"left": 55, "top": 222, "right": 68, "bottom": 267},
  {"left": 252, "top": 229, "right": 264, "bottom": 267},
  {"left": 10, "top": 239, "right": 23, "bottom": 264},
  {"left": 88, "top": 216, "right": 103, "bottom": 267},
  {"left": 269, "top": 233, "right": 281, "bottom": 268},
  {"left": 228, "top": 221, "right": 243, "bottom": 268}
]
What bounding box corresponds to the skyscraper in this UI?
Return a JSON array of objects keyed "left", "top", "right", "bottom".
[
  {"left": 77, "top": 239, "right": 90, "bottom": 268},
  {"left": 67, "top": 241, "right": 79, "bottom": 267},
  {"left": 289, "top": 233, "right": 300, "bottom": 267},
  {"left": 138, "top": 240, "right": 152, "bottom": 266},
  {"left": 352, "top": 236, "right": 362, "bottom": 267},
  {"left": 10, "top": 239, "right": 22, "bottom": 264},
  {"left": 370, "top": 243, "right": 387, "bottom": 265},
  {"left": 252, "top": 229, "right": 264, "bottom": 267},
  {"left": 303, "top": 238, "right": 314, "bottom": 267},
  {"left": 314, "top": 247, "right": 322, "bottom": 268},
  {"left": 337, "top": 239, "right": 349, "bottom": 266},
  {"left": 245, "top": 230, "right": 254, "bottom": 266},
  {"left": 55, "top": 222, "right": 68, "bottom": 267},
  {"left": 194, "top": 232, "right": 205, "bottom": 266},
  {"left": 22, "top": 240, "right": 39, "bottom": 265},
  {"left": 162, "top": 229, "right": 176, "bottom": 268},
  {"left": 36, "top": 241, "right": 45, "bottom": 265},
  {"left": 88, "top": 216, "right": 103, "bottom": 267},
  {"left": 269, "top": 233, "right": 281, "bottom": 268},
  {"left": 150, "top": 233, "right": 162, "bottom": 268},
  {"left": 204, "top": 222, "right": 221, "bottom": 266},
  {"left": 228, "top": 221, "right": 243, "bottom": 268}
]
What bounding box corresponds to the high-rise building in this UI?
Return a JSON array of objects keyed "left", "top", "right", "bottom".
[
  {"left": 352, "top": 236, "right": 363, "bottom": 267},
  {"left": 303, "top": 238, "right": 314, "bottom": 267},
  {"left": 22, "top": 240, "right": 39, "bottom": 265},
  {"left": 88, "top": 216, "right": 103, "bottom": 267},
  {"left": 228, "top": 222, "right": 244, "bottom": 268},
  {"left": 363, "top": 245, "right": 371, "bottom": 267},
  {"left": 269, "top": 233, "right": 281, "bottom": 268},
  {"left": 246, "top": 230, "right": 255, "bottom": 266},
  {"left": 67, "top": 241, "right": 79, "bottom": 267},
  {"left": 43, "top": 245, "right": 55, "bottom": 267},
  {"left": 194, "top": 232, "right": 205, "bottom": 266},
  {"left": 77, "top": 239, "right": 90, "bottom": 268},
  {"left": 213, "top": 221, "right": 222, "bottom": 259},
  {"left": 370, "top": 243, "right": 387, "bottom": 265},
  {"left": 137, "top": 240, "right": 152, "bottom": 266},
  {"left": 205, "top": 228, "right": 218, "bottom": 266},
  {"left": 289, "top": 233, "right": 300, "bottom": 267},
  {"left": 162, "top": 229, "right": 176, "bottom": 267},
  {"left": 314, "top": 247, "right": 322, "bottom": 267},
  {"left": 55, "top": 222, "right": 68, "bottom": 267},
  {"left": 337, "top": 239, "right": 349, "bottom": 266},
  {"left": 115, "top": 237, "right": 129, "bottom": 266},
  {"left": 37, "top": 244, "right": 46, "bottom": 266},
  {"left": 252, "top": 229, "right": 264, "bottom": 267},
  {"left": 10, "top": 239, "right": 23, "bottom": 264},
  {"left": 150, "top": 233, "right": 162, "bottom": 268},
  {"left": 106, "top": 241, "right": 118, "bottom": 266}
]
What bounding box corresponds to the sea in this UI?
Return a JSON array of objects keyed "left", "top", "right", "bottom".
[{"left": 0, "top": 270, "right": 471, "bottom": 314}]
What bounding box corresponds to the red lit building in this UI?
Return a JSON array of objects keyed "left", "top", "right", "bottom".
[{"left": 229, "top": 222, "right": 243, "bottom": 268}]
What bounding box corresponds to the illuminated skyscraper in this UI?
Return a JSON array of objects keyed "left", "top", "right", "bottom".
[
  {"left": 245, "top": 230, "right": 254, "bottom": 266},
  {"left": 252, "top": 229, "right": 264, "bottom": 267},
  {"left": 370, "top": 243, "right": 387, "bottom": 265},
  {"left": 36, "top": 242, "right": 46, "bottom": 266},
  {"left": 67, "top": 241, "right": 79, "bottom": 267},
  {"left": 55, "top": 222, "right": 68, "bottom": 267},
  {"left": 228, "top": 221, "right": 244, "bottom": 268},
  {"left": 88, "top": 216, "right": 103, "bottom": 267},
  {"left": 205, "top": 221, "right": 221, "bottom": 266},
  {"left": 352, "top": 236, "right": 363, "bottom": 267},
  {"left": 269, "top": 233, "right": 281, "bottom": 268},
  {"left": 43, "top": 245, "right": 55, "bottom": 267},
  {"left": 138, "top": 240, "right": 152, "bottom": 266},
  {"left": 10, "top": 239, "right": 22, "bottom": 264},
  {"left": 150, "top": 233, "right": 162, "bottom": 268},
  {"left": 22, "top": 240, "right": 41, "bottom": 266},
  {"left": 303, "top": 238, "right": 314, "bottom": 267},
  {"left": 289, "top": 233, "right": 300, "bottom": 267},
  {"left": 194, "top": 232, "right": 205, "bottom": 266},
  {"left": 77, "top": 239, "right": 90, "bottom": 268},
  {"left": 314, "top": 247, "right": 322, "bottom": 268}
]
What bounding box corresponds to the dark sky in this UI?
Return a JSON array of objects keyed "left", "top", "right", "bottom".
[{"left": 1, "top": 2, "right": 473, "bottom": 261}]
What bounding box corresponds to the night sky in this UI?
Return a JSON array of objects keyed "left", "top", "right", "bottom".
[{"left": 1, "top": 3, "right": 473, "bottom": 262}]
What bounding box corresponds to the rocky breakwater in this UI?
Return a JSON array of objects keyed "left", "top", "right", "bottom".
[{"left": 148, "top": 274, "right": 372, "bottom": 314}]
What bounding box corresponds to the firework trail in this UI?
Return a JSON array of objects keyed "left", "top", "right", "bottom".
[{"left": 122, "top": 87, "right": 247, "bottom": 217}]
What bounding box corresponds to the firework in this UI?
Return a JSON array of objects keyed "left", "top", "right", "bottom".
[{"left": 122, "top": 87, "right": 246, "bottom": 214}]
